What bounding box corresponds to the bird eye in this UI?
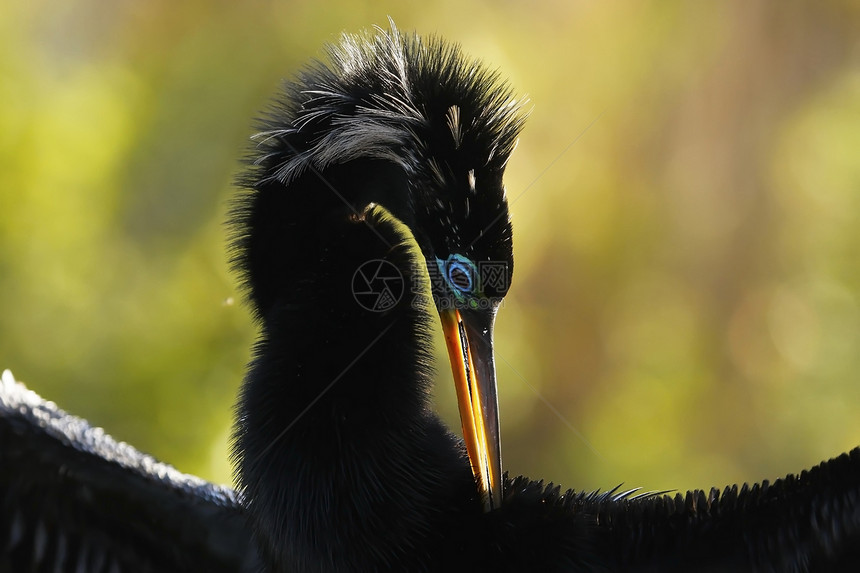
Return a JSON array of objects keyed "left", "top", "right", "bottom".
[
  {"left": 448, "top": 262, "right": 472, "bottom": 292},
  {"left": 437, "top": 254, "right": 478, "bottom": 299}
]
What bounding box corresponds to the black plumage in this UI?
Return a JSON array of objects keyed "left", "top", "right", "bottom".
[
  {"left": 2, "top": 24, "right": 860, "bottom": 572},
  {"left": 229, "top": 26, "right": 524, "bottom": 571},
  {"left": 0, "top": 370, "right": 259, "bottom": 572}
]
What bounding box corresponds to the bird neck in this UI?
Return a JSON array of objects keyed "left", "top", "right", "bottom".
[
  {"left": 237, "top": 160, "right": 427, "bottom": 321},
  {"left": 233, "top": 171, "right": 474, "bottom": 570}
]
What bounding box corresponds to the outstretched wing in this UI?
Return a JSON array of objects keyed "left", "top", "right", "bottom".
[
  {"left": 595, "top": 448, "right": 860, "bottom": 570},
  {"left": 495, "top": 449, "right": 860, "bottom": 571},
  {"left": 0, "top": 370, "right": 259, "bottom": 573}
]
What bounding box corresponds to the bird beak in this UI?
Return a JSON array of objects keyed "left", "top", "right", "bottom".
[{"left": 439, "top": 308, "right": 502, "bottom": 512}]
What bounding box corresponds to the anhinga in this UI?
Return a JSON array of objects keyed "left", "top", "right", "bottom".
[{"left": 2, "top": 24, "right": 859, "bottom": 573}]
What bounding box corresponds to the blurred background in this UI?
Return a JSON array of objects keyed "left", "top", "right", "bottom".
[{"left": 1, "top": 0, "right": 859, "bottom": 494}]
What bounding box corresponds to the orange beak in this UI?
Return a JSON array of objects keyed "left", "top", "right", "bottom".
[{"left": 440, "top": 308, "right": 502, "bottom": 512}]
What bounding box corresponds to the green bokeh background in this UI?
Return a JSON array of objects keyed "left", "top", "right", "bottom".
[{"left": 2, "top": 1, "right": 859, "bottom": 494}]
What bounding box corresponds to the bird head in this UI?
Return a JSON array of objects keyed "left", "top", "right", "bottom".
[{"left": 396, "top": 67, "right": 525, "bottom": 512}]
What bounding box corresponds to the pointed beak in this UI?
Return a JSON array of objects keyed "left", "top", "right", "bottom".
[{"left": 439, "top": 308, "right": 502, "bottom": 512}]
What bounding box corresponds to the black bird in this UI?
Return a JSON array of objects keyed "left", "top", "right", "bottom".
[{"left": 2, "top": 24, "right": 860, "bottom": 573}]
